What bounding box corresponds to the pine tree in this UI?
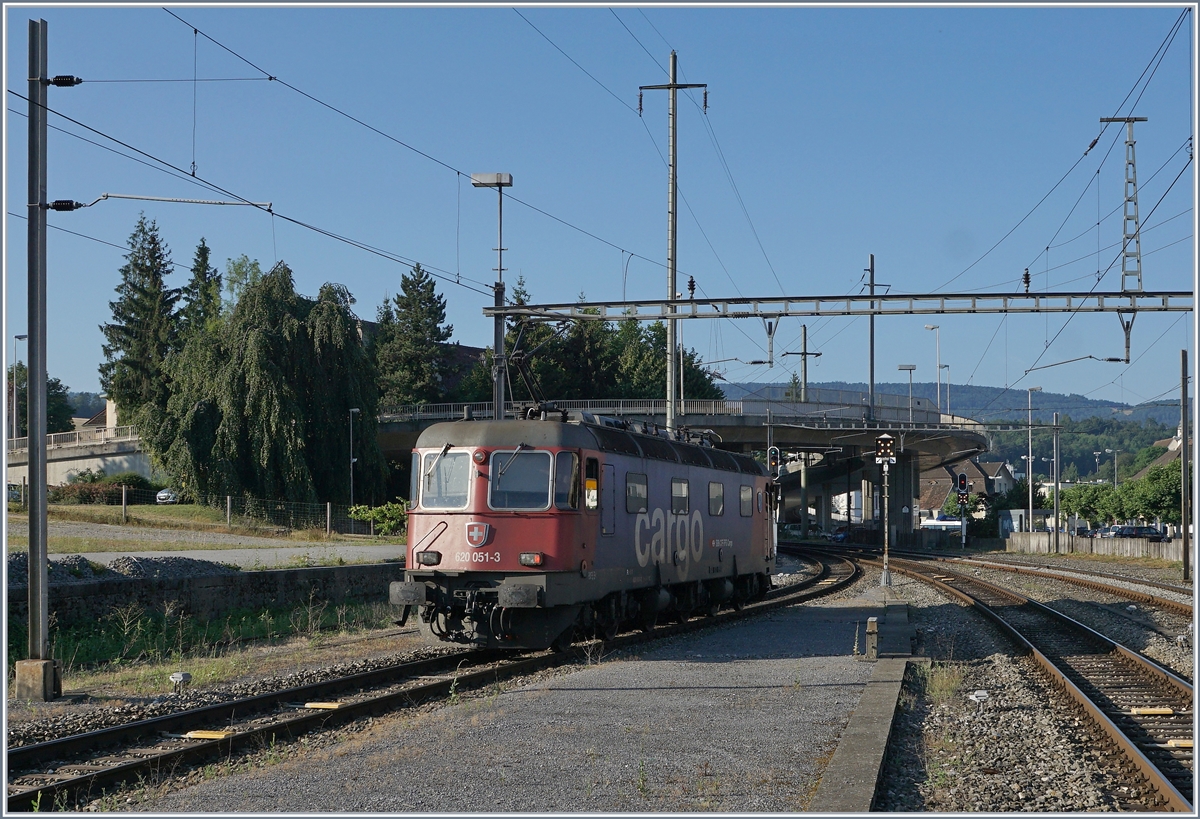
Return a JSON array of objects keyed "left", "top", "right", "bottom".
[
  {"left": 179, "top": 237, "right": 222, "bottom": 339},
  {"left": 372, "top": 264, "right": 456, "bottom": 407},
  {"left": 7, "top": 363, "right": 75, "bottom": 436},
  {"left": 99, "top": 215, "right": 180, "bottom": 423}
]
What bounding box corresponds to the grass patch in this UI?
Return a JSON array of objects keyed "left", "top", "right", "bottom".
[
  {"left": 921, "top": 661, "right": 967, "bottom": 707},
  {"left": 8, "top": 598, "right": 397, "bottom": 693}
]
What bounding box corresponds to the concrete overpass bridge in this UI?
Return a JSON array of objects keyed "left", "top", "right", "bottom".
[{"left": 8, "top": 387, "right": 991, "bottom": 543}]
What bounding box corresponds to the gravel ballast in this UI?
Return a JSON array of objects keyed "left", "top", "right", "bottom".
[{"left": 878, "top": 571, "right": 1167, "bottom": 812}]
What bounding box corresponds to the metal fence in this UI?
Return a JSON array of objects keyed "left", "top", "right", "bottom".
[{"left": 26, "top": 486, "right": 379, "bottom": 536}]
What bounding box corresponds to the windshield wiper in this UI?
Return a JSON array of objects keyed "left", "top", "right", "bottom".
[
  {"left": 497, "top": 443, "right": 529, "bottom": 478},
  {"left": 423, "top": 442, "right": 453, "bottom": 483}
]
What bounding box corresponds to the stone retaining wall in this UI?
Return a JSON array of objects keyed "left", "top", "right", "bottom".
[
  {"left": 8, "top": 563, "right": 406, "bottom": 629},
  {"left": 1006, "top": 532, "right": 1182, "bottom": 561}
]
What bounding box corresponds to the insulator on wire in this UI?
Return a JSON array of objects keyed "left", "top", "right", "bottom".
[
  {"left": 47, "top": 200, "right": 83, "bottom": 211},
  {"left": 48, "top": 75, "right": 82, "bottom": 87},
  {"left": 1022, "top": 268, "right": 1031, "bottom": 293},
  {"left": 703, "top": 89, "right": 708, "bottom": 112},
  {"left": 637, "top": 92, "right": 643, "bottom": 117}
]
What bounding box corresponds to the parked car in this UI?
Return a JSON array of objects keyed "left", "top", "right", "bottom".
[
  {"left": 1110, "top": 525, "right": 1165, "bottom": 542},
  {"left": 156, "top": 488, "right": 180, "bottom": 504},
  {"left": 778, "top": 523, "right": 805, "bottom": 541}
]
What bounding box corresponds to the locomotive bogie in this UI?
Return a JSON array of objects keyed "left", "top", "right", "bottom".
[{"left": 396, "top": 417, "right": 775, "bottom": 650}]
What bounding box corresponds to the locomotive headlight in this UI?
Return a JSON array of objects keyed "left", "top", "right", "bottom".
[
  {"left": 473, "top": 450, "right": 486, "bottom": 464},
  {"left": 415, "top": 550, "right": 442, "bottom": 566},
  {"left": 519, "top": 552, "right": 544, "bottom": 567}
]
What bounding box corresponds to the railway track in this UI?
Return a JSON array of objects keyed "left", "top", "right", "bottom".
[
  {"left": 7, "top": 550, "right": 857, "bottom": 811},
  {"left": 814, "top": 542, "right": 1192, "bottom": 618},
  {"left": 886, "top": 555, "right": 1193, "bottom": 812}
]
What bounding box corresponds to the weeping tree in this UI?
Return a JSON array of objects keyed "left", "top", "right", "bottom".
[{"left": 143, "top": 262, "right": 384, "bottom": 504}]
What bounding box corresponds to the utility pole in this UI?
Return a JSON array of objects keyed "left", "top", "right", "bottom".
[
  {"left": 1183, "top": 349, "right": 1190, "bottom": 581},
  {"left": 867, "top": 254, "right": 875, "bottom": 421},
  {"left": 18, "top": 18, "right": 54, "bottom": 702},
  {"left": 641, "top": 52, "right": 705, "bottom": 433},
  {"left": 471, "top": 173, "right": 513, "bottom": 420},
  {"left": 1053, "top": 411, "right": 1060, "bottom": 555}
]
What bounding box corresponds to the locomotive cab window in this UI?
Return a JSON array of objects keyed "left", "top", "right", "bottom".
[
  {"left": 421, "top": 450, "right": 471, "bottom": 509},
  {"left": 739, "top": 485, "right": 753, "bottom": 517},
  {"left": 626, "top": 472, "right": 648, "bottom": 513},
  {"left": 584, "top": 458, "right": 600, "bottom": 510},
  {"left": 409, "top": 452, "right": 421, "bottom": 509},
  {"left": 671, "top": 478, "right": 689, "bottom": 515},
  {"left": 708, "top": 482, "right": 724, "bottom": 516},
  {"left": 489, "top": 449, "right": 552, "bottom": 510},
  {"left": 554, "top": 451, "right": 580, "bottom": 510}
]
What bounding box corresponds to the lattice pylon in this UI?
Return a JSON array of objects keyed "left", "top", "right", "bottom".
[{"left": 1102, "top": 117, "right": 1147, "bottom": 293}]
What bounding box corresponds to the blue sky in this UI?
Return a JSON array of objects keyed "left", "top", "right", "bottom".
[{"left": 4, "top": 4, "right": 1195, "bottom": 414}]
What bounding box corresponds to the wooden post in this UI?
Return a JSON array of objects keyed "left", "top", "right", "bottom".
[
  {"left": 326, "top": 502, "right": 332, "bottom": 537},
  {"left": 121, "top": 484, "right": 127, "bottom": 523},
  {"left": 226, "top": 495, "right": 232, "bottom": 526}
]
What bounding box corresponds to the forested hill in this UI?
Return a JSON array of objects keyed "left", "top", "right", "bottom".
[{"left": 722, "top": 380, "right": 1184, "bottom": 426}]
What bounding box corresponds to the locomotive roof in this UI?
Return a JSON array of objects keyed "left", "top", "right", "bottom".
[{"left": 415, "top": 419, "right": 765, "bottom": 476}]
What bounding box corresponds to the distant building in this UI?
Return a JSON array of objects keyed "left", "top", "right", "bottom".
[{"left": 918, "top": 458, "right": 1016, "bottom": 522}]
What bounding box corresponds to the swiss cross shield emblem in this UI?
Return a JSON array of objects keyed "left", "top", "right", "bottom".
[{"left": 465, "top": 522, "right": 490, "bottom": 547}]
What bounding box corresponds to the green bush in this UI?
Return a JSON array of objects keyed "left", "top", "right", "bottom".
[
  {"left": 96, "top": 472, "right": 160, "bottom": 492},
  {"left": 348, "top": 500, "right": 408, "bottom": 536}
]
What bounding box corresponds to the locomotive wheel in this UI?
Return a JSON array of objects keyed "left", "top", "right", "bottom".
[
  {"left": 674, "top": 608, "right": 691, "bottom": 624},
  {"left": 706, "top": 600, "right": 720, "bottom": 617},
  {"left": 601, "top": 618, "right": 619, "bottom": 641},
  {"left": 639, "top": 612, "right": 657, "bottom": 633}
]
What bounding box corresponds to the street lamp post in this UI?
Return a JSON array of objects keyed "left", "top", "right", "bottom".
[
  {"left": 349, "top": 407, "right": 360, "bottom": 511},
  {"left": 924, "top": 325, "right": 940, "bottom": 413},
  {"left": 898, "top": 365, "right": 915, "bottom": 422},
  {"left": 11, "top": 334, "right": 27, "bottom": 441},
  {"left": 471, "top": 173, "right": 513, "bottom": 421},
  {"left": 1027, "top": 386, "right": 1042, "bottom": 533},
  {"left": 1094, "top": 451, "right": 1103, "bottom": 481},
  {"left": 940, "top": 363, "right": 950, "bottom": 418},
  {"left": 1105, "top": 448, "right": 1123, "bottom": 489}
]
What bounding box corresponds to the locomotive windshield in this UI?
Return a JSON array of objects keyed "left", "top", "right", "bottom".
[
  {"left": 421, "top": 450, "right": 471, "bottom": 509},
  {"left": 490, "top": 450, "right": 552, "bottom": 510}
]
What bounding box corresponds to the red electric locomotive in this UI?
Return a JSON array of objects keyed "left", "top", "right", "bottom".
[{"left": 389, "top": 412, "right": 776, "bottom": 650}]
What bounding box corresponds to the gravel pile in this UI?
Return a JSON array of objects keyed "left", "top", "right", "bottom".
[
  {"left": 879, "top": 574, "right": 1160, "bottom": 812},
  {"left": 6, "top": 552, "right": 241, "bottom": 588}
]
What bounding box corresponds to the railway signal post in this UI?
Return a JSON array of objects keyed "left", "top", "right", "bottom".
[{"left": 876, "top": 434, "right": 896, "bottom": 586}]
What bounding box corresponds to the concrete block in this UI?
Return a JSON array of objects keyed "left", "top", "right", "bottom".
[{"left": 14, "top": 659, "right": 61, "bottom": 701}]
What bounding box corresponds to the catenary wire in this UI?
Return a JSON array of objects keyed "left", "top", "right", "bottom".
[{"left": 8, "top": 89, "right": 496, "bottom": 298}]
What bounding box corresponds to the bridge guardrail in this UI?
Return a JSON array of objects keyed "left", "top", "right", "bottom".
[{"left": 7, "top": 425, "right": 139, "bottom": 455}]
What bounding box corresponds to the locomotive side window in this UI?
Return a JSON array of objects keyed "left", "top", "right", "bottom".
[
  {"left": 739, "top": 485, "right": 753, "bottom": 516},
  {"left": 409, "top": 452, "right": 421, "bottom": 509},
  {"left": 554, "top": 451, "right": 580, "bottom": 510},
  {"left": 671, "top": 479, "right": 689, "bottom": 515},
  {"left": 421, "top": 450, "right": 471, "bottom": 509},
  {"left": 626, "top": 472, "right": 648, "bottom": 513},
  {"left": 490, "top": 450, "right": 552, "bottom": 510},
  {"left": 708, "top": 482, "right": 724, "bottom": 516},
  {"left": 584, "top": 458, "right": 600, "bottom": 510}
]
